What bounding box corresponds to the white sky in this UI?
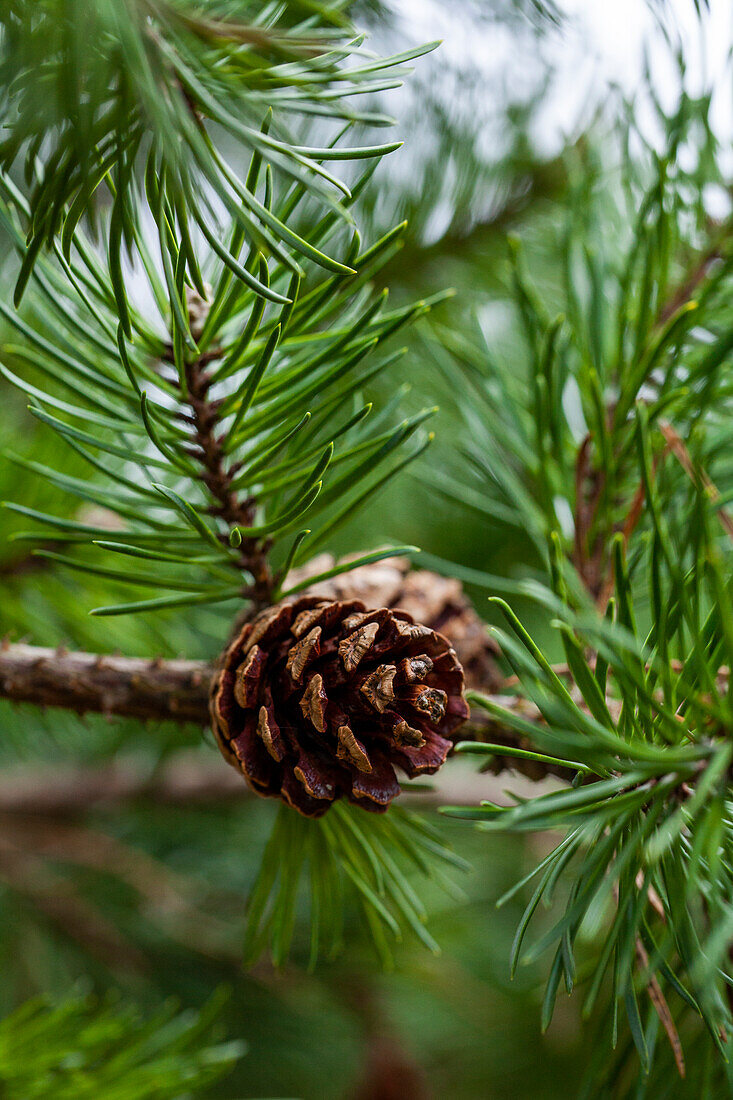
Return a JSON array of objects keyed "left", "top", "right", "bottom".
[
  {"left": 375, "top": 0, "right": 733, "bottom": 243},
  {"left": 393, "top": 0, "right": 733, "bottom": 151},
  {"left": 557, "top": 0, "right": 733, "bottom": 135}
]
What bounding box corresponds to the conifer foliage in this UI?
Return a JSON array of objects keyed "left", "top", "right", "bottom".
[{"left": 0, "top": 1, "right": 732, "bottom": 1096}]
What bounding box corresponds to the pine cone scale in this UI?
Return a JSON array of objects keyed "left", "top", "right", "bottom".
[
  {"left": 394, "top": 731, "right": 453, "bottom": 775},
  {"left": 350, "top": 754, "right": 401, "bottom": 807},
  {"left": 337, "top": 725, "right": 373, "bottom": 773},
  {"left": 210, "top": 595, "right": 469, "bottom": 817}
]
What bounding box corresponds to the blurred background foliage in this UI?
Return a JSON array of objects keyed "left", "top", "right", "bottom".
[{"left": 1, "top": 0, "right": 730, "bottom": 1096}]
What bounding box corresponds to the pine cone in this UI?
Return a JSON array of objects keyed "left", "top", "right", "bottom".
[{"left": 209, "top": 597, "right": 469, "bottom": 817}]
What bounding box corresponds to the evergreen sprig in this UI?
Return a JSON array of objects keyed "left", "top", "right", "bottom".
[
  {"left": 0, "top": 1, "right": 436, "bottom": 305},
  {"left": 422, "top": 67, "right": 732, "bottom": 601},
  {"left": 245, "top": 800, "right": 470, "bottom": 968},
  {"left": 0, "top": 990, "right": 242, "bottom": 1099},
  {"left": 447, "top": 520, "right": 733, "bottom": 1071},
  {"left": 0, "top": 135, "right": 436, "bottom": 615},
  {"left": 429, "top": 54, "right": 733, "bottom": 1090}
]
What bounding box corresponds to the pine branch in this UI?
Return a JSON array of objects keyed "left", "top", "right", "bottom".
[
  {"left": 0, "top": 554, "right": 572, "bottom": 790},
  {"left": 0, "top": 157, "right": 439, "bottom": 616},
  {"left": 0, "top": 642, "right": 211, "bottom": 724},
  {"left": 0, "top": 0, "right": 429, "bottom": 296},
  {"left": 419, "top": 64, "right": 733, "bottom": 1062},
  {"left": 0, "top": 642, "right": 574, "bottom": 781},
  {"left": 0, "top": 562, "right": 490, "bottom": 715},
  {"left": 0, "top": 555, "right": 501, "bottom": 709}
]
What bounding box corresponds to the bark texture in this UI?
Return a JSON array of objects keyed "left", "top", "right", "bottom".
[{"left": 0, "top": 643, "right": 211, "bottom": 723}]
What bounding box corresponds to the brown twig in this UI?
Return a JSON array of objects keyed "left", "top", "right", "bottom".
[
  {"left": 635, "top": 926, "right": 686, "bottom": 1077},
  {"left": 572, "top": 434, "right": 608, "bottom": 600},
  {"left": 0, "top": 642, "right": 212, "bottom": 724},
  {"left": 657, "top": 228, "right": 725, "bottom": 325},
  {"left": 183, "top": 294, "right": 273, "bottom": 608},
  {"left": 0, "top": 637, "right": 562, "bottom": 785},
  {"left": 659, "top": 420, "right": 733, "bottom": 543}
]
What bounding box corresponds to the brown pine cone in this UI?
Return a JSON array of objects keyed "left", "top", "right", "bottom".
[{"left": 209, "top": 597, "right": 469, "bottom": 817}]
